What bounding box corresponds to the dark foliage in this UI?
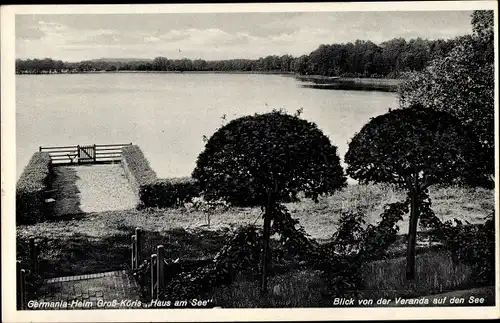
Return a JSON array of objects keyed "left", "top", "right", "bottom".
[
  {"left": 471, "top": 10, "right": 494, "bottom": 63},
  {"left": 161, "top": 225, "right": 261, "bottom": 300},
  {"left": 272, "top": 201, "right": 404, "bottom": 298},
  {"left": 319, "top": 202, "right": 404, "bottom": 298},
  {"left": 193, "top": 110, "right": 347, "bottom": 206},
  {"left": 398, "top": 11, "right": 495, "bottom": 180},
  {"left": 359, "top": 200, "right": 407, "bottom": 260},
  {"left": 139, "top": 178, "right": 200, "bottom": 208},
  {"left": 437, "top": 213, "right": 495, "bottom": 286},
  {"left": 345, "top": 106, "right": 484, "bottom": 189},
  {"left": 271, "top": 204, "right": 322, "bottom": 262},
  {"left": 131, "top": 225, "right": 262, "bottom": 302},
  {"left": 414, "top": 191, "right": 495, "bottom": 287},
  {"left": 16, "top": 152, "right": 52, "bottom": 224}
]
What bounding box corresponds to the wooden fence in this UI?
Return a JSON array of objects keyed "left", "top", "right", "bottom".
[
  {"left": 39, "top": 143, "right": 132, "bottom": 165},
  {"left": 130, "top": 228, "right": 170, "bottom": 300},
  {"left": 17, "top": 238, "right": 40, "bottom": 310}
]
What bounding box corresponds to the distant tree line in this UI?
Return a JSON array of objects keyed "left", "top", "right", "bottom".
[
  {"left": 16, "top": 36, "right": 458, "bottom": 78},
  {"left": 304, "top": 38, "right": 456, "bottom": 78}
]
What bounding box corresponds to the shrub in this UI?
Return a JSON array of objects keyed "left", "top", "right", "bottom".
[
  {"left": 438, "top": 212, "right": 495, "bottom": 285},
  {"left": 16, "top": 152, "right": 52, "bottom": 224},
  {"left": 188, "top": 196, "right": 230, "bottom": 213},
  {"left": 121, "top": 145, "right": 157, "bottom": 197},
  {"left": 187, "top": 196, "right": 231, "bottom": 226},
  {"left": 139, "top": 177, "right": 200, "bottom": 208},
  {"left": 132, "top": 225, "right": 262, "bottom": 302},
  {"left": 162, "top": 225, "right": 261, "bottom": 300}
]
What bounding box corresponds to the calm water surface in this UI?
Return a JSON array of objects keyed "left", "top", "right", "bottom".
[{"left": 16, "top": 73, "right": 398, "bottom": 180}]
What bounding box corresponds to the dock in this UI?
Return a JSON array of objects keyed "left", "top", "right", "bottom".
[{"left": 39, "top": 143, "right": 132, "bottom": 165}]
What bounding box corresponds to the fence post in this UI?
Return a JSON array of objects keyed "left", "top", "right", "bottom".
[
  {"left": 20, "top": 269, "right": 26, "bottom": 310},
  {"left": 29, "top": 238, "right": 38, "bottom": 277},
  {"left": 93, "top": 144, "right": 97, "bottom": 162},
  {"left": 77, "top": 145, "right": 80, "bottom": 164},
  {"left": 39, "top": 146, "right": 42, "bottom": 152},
  {"left": 135, "top": 228, "right": 141, "bottom": 268},
  {"left": 131, "top": 235, "right": 136, "bottom": 270},
  {"left": 17, "top": 261, "right": 26, "bottom": 310},
  {"left": 16, "top": 260, "right": 22, "bottom": 309},
  {"left": 157, "top": 245, "right": 165, "bottom": 296},
  {"left": 151, "top": 254, "right": 157, "bottom": 300}
]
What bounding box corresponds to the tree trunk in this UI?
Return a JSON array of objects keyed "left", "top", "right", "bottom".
[
  {"left": 260, "top": 193, "right": 273, "bottom": 295},
  {"left": 406, "top": 191, "right": 419, "bottom": 280}
]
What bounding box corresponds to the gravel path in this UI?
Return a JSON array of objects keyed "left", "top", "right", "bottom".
[
  {"left": 75, "top": 165, "right": 138, "bottom": 213},
  {"left": 52, "top": 165, "right": 138, "bottom": 215}
]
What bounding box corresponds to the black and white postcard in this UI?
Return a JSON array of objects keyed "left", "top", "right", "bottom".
[{"left": 1, "top": 1, "right": 498, "bottom": 322}]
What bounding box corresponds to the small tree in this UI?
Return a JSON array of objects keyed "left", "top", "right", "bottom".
[
  {"left": 344, "top": 106, "right": 483, "bottom": 280},
  {"left": 193, "top": 110, "right": 346, "bottom": 293}
]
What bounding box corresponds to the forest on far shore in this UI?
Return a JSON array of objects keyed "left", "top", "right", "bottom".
[{"left": 16, "top": 36, "right": 459, "bottom": 78}]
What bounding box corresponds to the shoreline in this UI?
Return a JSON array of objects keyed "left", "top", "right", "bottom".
[
  {"left": 16, "top": 70, "right": 401, "bottom": 80},
  {"left": 16, "top": 70, "right": 295, "bottom": 76},
  {"left": 16, "top": 70, "right": 403, "bottom": 91}
]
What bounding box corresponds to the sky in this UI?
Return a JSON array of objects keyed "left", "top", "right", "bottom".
[{"left": 15, "top": 11, "right": 474, "bottom": 62}]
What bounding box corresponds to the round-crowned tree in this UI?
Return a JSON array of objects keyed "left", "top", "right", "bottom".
[
  {"left": 193, "top": 110, "right": 347, "bottom": 293},
  {"left": 344, "top": 105, "right": 484, "bottom": 280}
]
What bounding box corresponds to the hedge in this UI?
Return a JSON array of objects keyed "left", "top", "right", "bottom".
[
  {"left": 139, "top": 177, "right": 200, "bottom": 208},
  {"left": 122, "top": 145, "right": 200, "bottom": 208},
  {"left": 16, "top": 152, "right": 52, "bottom": 224},
  {"left": 121, "top": 145, "right": 158, "bottom": 198}
]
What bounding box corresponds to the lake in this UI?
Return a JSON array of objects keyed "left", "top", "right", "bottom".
[{"left": 16, "top": 73, "right": 398, "bottom": 181}]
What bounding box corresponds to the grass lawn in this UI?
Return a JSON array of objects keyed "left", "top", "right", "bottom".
[
  {"left": 20, "top": 183, "right": 493, "bottom": 240},
  {"left": 16, "top": 183, "right": 494, "bottom": 306}
]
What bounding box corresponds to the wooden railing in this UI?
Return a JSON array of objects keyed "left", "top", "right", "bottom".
[
  {"left": 130, "top": 228, "right": 169, "bottom": 300},
  {"left": 17, "top": 261, "right": 27, "bottom": 310},
  {"left": 150, "top": 245, "right": 167, "bottom": 300},
  {"left": 17, "top": 238, "right": 40, "bottom": 310},
  {"left": 131, "top": 227, "right": 141, "bottom": 270},
  {"left": 39, "top": 143, "right": 132, "bottom": 165}
]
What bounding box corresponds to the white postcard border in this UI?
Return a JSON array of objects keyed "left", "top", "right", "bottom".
[{"left": 2, "top": 1, "right": 499, "bottom": 322}]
